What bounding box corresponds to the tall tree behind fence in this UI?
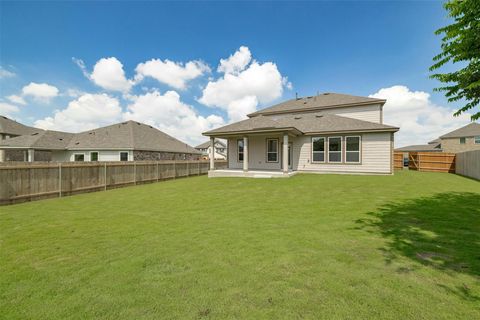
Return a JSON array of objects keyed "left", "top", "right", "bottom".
[
  {"left": 455, "top": 150, "right": 480, "bottom": 180},
  {"left": 0, "top": 160, "right": 227, "bottom": 205}
]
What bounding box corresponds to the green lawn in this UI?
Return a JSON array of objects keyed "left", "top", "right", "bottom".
[{"left": 1, "top": 171, "right": 479, "bottom": 319}]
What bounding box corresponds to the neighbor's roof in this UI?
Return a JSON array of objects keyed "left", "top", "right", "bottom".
[
  {"left": 0, "top": 130, "right": 74, "bottom": 150},
  {"left": 395, "top": 144, "right": 442, "bottom": 152},
  {"left": 439, "top": 122, "right": 480, "bottom": 139},
  {"left": 247, "top": 93, "right": 386, "bottom": 117},
  {"left": 195, "top": 140, "right": 227, "bottom": 149},
  {"left": 0, "top": 115, "right": 40, "bottom": 136},
  {"left": 67, "top": 121, "right": 200, "bottom": 154},
  {"left": 204, "top": 113, "right": 398, "bottom": 136}
]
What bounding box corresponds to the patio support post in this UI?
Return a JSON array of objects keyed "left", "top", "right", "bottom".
[
  {"left": 0, "top": 149, "right": 5, "bottom": 162},
  {"left": 27, "top": 149, "right": 34, "bottom": 162},
  {"left": 243, "top": 136, "right": 248, "bottom": 172},
  {"left": 210, "top": 137, "right": 215, "bottom": 170},
  {"left": 283, "top": 133, "right": 288, "bottom": 173}
]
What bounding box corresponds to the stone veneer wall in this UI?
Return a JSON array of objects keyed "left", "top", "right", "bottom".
[
  {"left": 4, "top": 150, "right": 52, "bottom": 161},
  {"left": 133, "top": 150, "right": 200, "bottom": 161}
]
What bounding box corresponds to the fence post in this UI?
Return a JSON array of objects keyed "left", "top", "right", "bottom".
[
  {"left": 156, "top": 161, "right": 159, "bottom": 182},
  {"left": 187, "top": 161, "right": 189, "bottom": 177},
  {"left": 174, "top": 161, "right": 176, "bottom": 179},
  {"left": 198, "top": 161, "right": 200, "bottom": 175},
  {"left": 104, "top": 162, "right": 107, "bottom": 191},
  {"left": 133, "top": 162, "right": 136, "bottom": 185},
  {"left": 58, "top": 163, "right": 62, "bottom": 198}
]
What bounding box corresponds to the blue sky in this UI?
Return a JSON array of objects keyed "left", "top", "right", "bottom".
[{"left": 0, "top": 1, "right": 473, "bottom": 146}]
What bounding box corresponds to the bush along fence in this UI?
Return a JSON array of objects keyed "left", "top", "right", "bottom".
[{"left": 0, "top": 160, "right": 227, "bottom": 205}]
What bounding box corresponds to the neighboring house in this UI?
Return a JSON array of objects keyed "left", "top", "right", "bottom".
[
  {"left": 438, "top": 122, "right": 480, "bottom": 153},
  {"left": 203, "top": 93, "right": 399, "bottom": 177},
  {"left": 195, "top": 140, "right": 227, "bottom": 160},
  {"left": 395, "top": 139, "right": 442, "bottom": 153},
  {"left": 0, "top": 120, "right": 201, "bottom": 162},
  {"left": 0, "top": 116, "right": 50, "bottom": 161}
]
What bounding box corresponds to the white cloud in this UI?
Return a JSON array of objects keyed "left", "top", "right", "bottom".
[
  {"left": 134, "top": 59, "right": 210, "bottom": 90},
  {"left": 199, "top": 46, "right": 289, "bottom": 122},
  {"left": 123, "top": 90, "right": 224, "bottom": 145},
  {"left": 34, "top": 93, "right": 122, "bottom": 132},
  {"left": 6, "top": 95, "right": 26, "bottom": 105},
  {"left": 0, "top": 102, "right": 20, "bottom": 117},
  {"left": 0, "top": 67, "right": 15, "bottom": 79},
  {"left": 369, "top": 85, "right": 472, "bottom": 147},
  {"left": 90, "top": 57, "right": 133, "bottom": 92},
  {"left": 22, "top": 82, "right": 59, "bottom": 102},
  {"left": 217, "top": 46, "right": 251, "bottom": 75}
]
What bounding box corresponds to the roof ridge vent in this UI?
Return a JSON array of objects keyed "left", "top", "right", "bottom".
[
  {"left": 315, "top": 115, "right": 324, "bottom": 118},
  {"left": 294, "top": 116, "right": 302, "bottom": 120}
]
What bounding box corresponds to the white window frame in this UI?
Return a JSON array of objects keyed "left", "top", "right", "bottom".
[
  {"left": 73, "top": 153, "right": 85, "bottom": 162},
  {"left": 311, "top": 137, "right": 326, "bottom": 163},
  {"left": 475, "top": 136, "right": 480, "bottom": 144},
  {"left": 90, "top": 151, "right": 99, "bottom": 162},
  {"left": 345, "top": 136, "right": 361, "bottom": 164},
  {"left": 266, "top": 138, "right": 279, "bottom": 163},
  {"left": 119, "top": 151, "right": 129, "bottom": 161},
  {"left": 237, "top": 139, "right": 244, "bottom": 162},
  {"left": 327, "top": 136, "right": 342, "bottom": 163}
]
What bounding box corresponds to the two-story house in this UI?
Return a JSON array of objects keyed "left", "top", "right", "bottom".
[
  {"left": 203, "top": 93, "right": 399, "bottom": 177},
  {"left": 195, "top": 140, "right": 227, "bottom": 160},
  {"left": 438, "top": 122, "right": 480, "bottom": 153}
]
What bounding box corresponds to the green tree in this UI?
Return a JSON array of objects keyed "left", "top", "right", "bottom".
[{"left": 430, "top": 0, "right": 480, "bottom": 120}]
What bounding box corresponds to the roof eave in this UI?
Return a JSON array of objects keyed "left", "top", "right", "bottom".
[
  {"left": 203, "top": 127, "right": 302, "bottom": 137},
  {"left": 303, "top": 127, "right": 399, "bottom": 135}
]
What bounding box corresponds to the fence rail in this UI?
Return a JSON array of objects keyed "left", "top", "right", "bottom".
[
  {"left": 0, "top": 160, "right": 227, "bottom": 205},
  {"left": 408, "top": 152, "right": 456, "bottom": 173},
  {"left": 456, "top": 150, "right": 480, "bottom": 180}
]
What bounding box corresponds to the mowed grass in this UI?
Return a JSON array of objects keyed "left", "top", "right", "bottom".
[{"left": 0, "top": 171, "right": 479, "bottom": 319}]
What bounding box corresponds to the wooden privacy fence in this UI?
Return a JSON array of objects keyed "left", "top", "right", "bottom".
[
  {"left": 456, "top": 150, "right": 480, "bottom": 180},
  {"left": 394, "top": 152, "right": 404, "bottom": 170},
  {"left": 0, "top": 160, "right": 227, "bottom": 205},
  {"left": 408, "top": 152, "right": 456, "bottom": 173}
]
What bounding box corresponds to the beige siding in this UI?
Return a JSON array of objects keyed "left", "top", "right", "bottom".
[
  {"left": 228, "top": 134, "right": 284, "bottom": 170},
  {"left": 440, "top": 137, "right": 480, "bottom": 153},
  {"left": 293, "top": 132, "right": 392, "bottom": 174},
  {"left": 266, "top": 104, "right": 382, "bottom": 124}
]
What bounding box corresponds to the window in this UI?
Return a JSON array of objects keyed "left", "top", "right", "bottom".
[
  {"left": 90, "top": 152, "right": 99, "bottom": 161},
  {"left": 345, "top": 136, "right": 361, "bottom": 163},
  {"left": 328, "top": 137, "right": 342, "bottom": 163},
  {"left": 237, "top": 139, "right": 244, "bottom": 162},
  {"left": 120, "top": 152, "right": 128, "bottom": 161},
  {"left": 74, "top": 154, "right": 85, "bottom": 162},
  {"left": 312, "top": 137, "right": 325, "bottom": 162},
  {"left": 266, "top": 139, "right": 278, "bottom": 162},
  {"left": 475, "top": 136, "right": 480, "bottom": 144},
  {"left": 460, "top": 137, "right": 466, "bottom": 144}
]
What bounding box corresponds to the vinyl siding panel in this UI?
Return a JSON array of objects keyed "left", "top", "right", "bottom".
[
  {"left": 228, "top": 135, "right": 283, "bottom": 170},
  {"left": 293, "top": 132, "right": 392, "bottom": 174}
]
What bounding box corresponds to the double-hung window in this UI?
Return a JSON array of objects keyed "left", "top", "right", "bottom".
[
  {"left": 345, "top": 136, "right": 361, "bottom": 163},
  {"left": 460, "top": 137, "right": 466, "bottom": 144},
  {"left": 237, "top": 139, "right": 244, "bottom": 162},
  {"left": 90, "top": 152, "right": 99, "bottom": 161},
  {"left": 312, "top": 137, "right": 325, "bottom": 162},
  {"left": 120, "top": 152, "right": 129, "bottom": 161},
  {"left": 266, "top": 139, "right": 278, "bottom": 162},
  {"left": 74, "top": 154, "right": 85, "bottom": 162},
  {"left": 328, "top": 137, "right": 342, "bottom": 163},
  {"left": 475, "top": 136, "right": 480, "bottom": 144}
]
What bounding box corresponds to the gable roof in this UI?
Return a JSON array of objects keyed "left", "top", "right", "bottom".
[
  {"left": 195, "top": 140, "right": 227, "bottom": 149},
  {"left": 395, "top": 144, "right": 442, "bottom": 152},
  {"left": 0, "top": 115, "right": 41, "bottom": 136},
  {"left": 247, "top": 93, "right": 386, "bottom": 117},
  {"left": 439, "top": 122, "right": 480, "bottom": 139},
  {"left": 67, "top": 121, "right": 200, "bottom": 154},
  {"left": 204, "top": 113, "right": 398, "bottom": 136},
  {"left": 0, "top": 129, "right": 74, "bottom": 150}
]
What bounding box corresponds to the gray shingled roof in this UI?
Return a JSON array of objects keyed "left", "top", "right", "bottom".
[
  {"left": 0, "top": 130, "right": 74, "bottom": 150},
  {"left": 0, "top": 115, "right": 41, "bottom": 136},
  {"left": 247, "top": 93, "right": 385, "bottom": 117},
  {"left": 395, "top": 144, "right": 442, "bottom": 152},
  {"left": 439, "top": 122, "right": 480, "bottom": 139},
  {"left": 67, "top": 121, "right": 200, "bottom": 154},
  {"left": 195, "top": 140, "right": 226, "bottom": 149},
  {"left": 204, "top": 113, "right": 398, "bottom": 136}
]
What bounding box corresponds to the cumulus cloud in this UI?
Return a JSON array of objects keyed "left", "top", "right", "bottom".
[
  {"left": 0, "top": 102, "right": 20, "bottom": 117},
  {"left": 22, "top": 82, "right": 59, "bottom": 102},
  {"left": 123, "top": 90, "right": 224, "bottom": 145},
  {"left": 199, "top": 46, "right": 289, "bottom": 122},
  {"left": 134, "top": 59, "right": 210, "bottom": 90},
  {"left": 73, "top": 57, "right": 133, "bottom": 92},
  {"left": 217, "top": 46, "right": 251, "bottom": 75},
  {"left": 6, "top": 95, "right": 26, "bottom": 105},
  {"left": 0, "top": 67, "right": 15, "bottom": 79},
  {"left": 34, "top": 93, "right": 122, "bottom": 132},
  {"left": 369, "top": 85, "right": 472, "bottom": 147}
]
